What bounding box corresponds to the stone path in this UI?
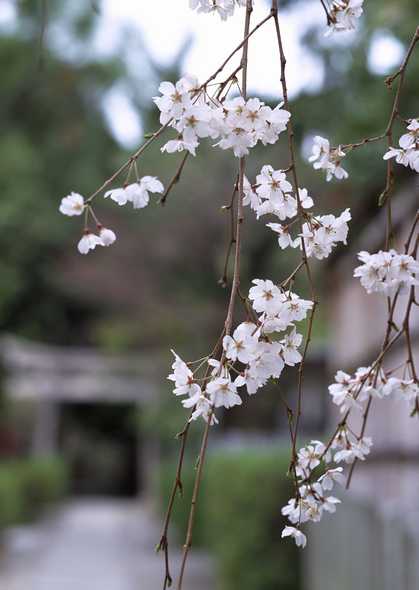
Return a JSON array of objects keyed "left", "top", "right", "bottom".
[{"left": 0, "top": 499, "right": 214, "bottom": 590}]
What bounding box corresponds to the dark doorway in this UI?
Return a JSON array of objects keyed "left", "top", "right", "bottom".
[{"left": 59, "top": 402, "right": 139, "bottom": 496}]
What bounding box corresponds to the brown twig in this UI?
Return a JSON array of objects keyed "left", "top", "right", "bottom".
[
  {"left": 175, "top": 4, "right": 253, "bottom": 588},
  {"left": 160, "top": 152, "right": 190, "bottom": 206},
  {"left": 271, "top": 1, "right": 318, "bottom": 479},
  {"left": 85, "top": 123, "right": 171, "bottom": 204},
  {"left": 156, "top": 421, "right": 190, "bottom": 589},
  {"left": 219, "top": 176, "right": 239, "bottom": 287},
  {"left": 318, "top": 0, "right": 333, "bottom": 26}
]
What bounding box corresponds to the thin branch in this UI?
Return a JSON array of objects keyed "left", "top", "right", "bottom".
[
  {"left": 201, "top": 10, "right": 271, "bottom": 90},
  {"left": 85, "top": 122, "right": 171, "bottom": 204},
  {"left": 219, "top": 177, "right": 239, "bottom": 288},
  {"left": 160, "top": 152, "right": 190, "bottom": 206},
  {"left": 318, "top": 0, "right": 333, "bottom": 26},
  {"left": 271, "top": 1, "right": 318, "bottom": 479},
  {"left": 176, "top": 4, "right": 253, "bottom": 588}
]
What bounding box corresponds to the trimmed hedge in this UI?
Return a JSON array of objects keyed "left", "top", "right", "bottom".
[
  {"left": 158, "top": 449, "right": 300, "bottom": 590},
  {"left": 0, "top": 457, "right": 68, "bottom": 528}
]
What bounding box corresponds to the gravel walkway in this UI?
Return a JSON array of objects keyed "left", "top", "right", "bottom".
[{"left": 0, "top": 499, "right": 214, "bottom": 590}]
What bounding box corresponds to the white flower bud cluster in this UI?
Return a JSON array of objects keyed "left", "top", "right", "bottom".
[
  {"left": 383, "top": 118, "right": 419, "bottom": 173},
  {"left": 168, "top": 280, "right": 313, "bottom": 423},
  {"left": 354, "top": 250, "right": 419, "bottom": 295},
  {"left": 153, "top": 76, "right": 290, "bottom": 158}
]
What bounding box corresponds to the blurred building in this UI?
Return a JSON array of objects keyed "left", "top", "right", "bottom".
[{"left": 304, "top": 185, "right": 419, "bottom": 590}]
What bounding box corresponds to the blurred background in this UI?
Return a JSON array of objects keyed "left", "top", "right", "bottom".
[{"left": 0, "top": 0, "right": 418, "bottom": 588}]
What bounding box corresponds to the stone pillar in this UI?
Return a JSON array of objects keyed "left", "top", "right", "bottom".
[{"left": 31, "top": 400, "right": 60, "bottom": 457}]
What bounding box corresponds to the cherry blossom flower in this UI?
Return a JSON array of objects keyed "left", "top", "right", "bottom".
[
  {"left": 309, "top": 135, "right": 348, "bottom": 181},
  {"left": 248, "top": 279, "right": 283, "bottom": 316},
  {"left": 333, "top": 432, "right": 373, "bottom": 464},
  {"left": 153, "top": 76, "right": 198, "bottom": 124},
  {"left": 99, "top": 227, "right": 117, "bottom": 247},
  {"left": 295, "top": 209, "right": 351, "bottom": 259},
  {"left": 206, "top": 376, "right": 242, "bottom": 409},
  {"left": 254, "top": 165, "right": 296, "bottom": 220},
  {"left": 189, "top": 0, "right": 235, "bottom": 20},
  {"left": 354, "top": 250, "right": 419, "bottom": 295},
  {"left": 155, "top": 82, "right": 290, "bottom": 158},
  {"left": 266, "top": 222, "right": 294, "bottom": 249},
  {"left": 281, "top": 526, "right": 307, "bottom": 548},
  {"left": 190, "top": 0, "right": 250, "bottom": 20},
  {"left": 168, "top": 350, "right": 202, "bottom": 399},
  {"left": 77, "top": 231, "right": 102, "bottom": 255},
  {"left": 297, "top": 441, "right": 324, "bottom": 472},
  {"left": 384, "top": 119, "right": 419, "bottom": 172},
  {"left": 328, "top": 0, "right": 364, "bottom": 34},
  {"left": 242, "top": 176, "right": 261, "bottom": 212},
  {"left": 105, "top": 177, "right": 164, "bottom": 209},
  {"left": 190, "top": 395, "right": 218, "bottom": 425},
  {"left": 235, "top": 341, "right": 284, "bottom": 395},
  {"left": 318, "top": 467, "right": 345, "bottom": 490},
  {"left": 298, "top": 188, "right": 314, "bottom": 210},
  {"left": 223, "top": 322, "right": 259, "bottom": 364},
  {"left": 383, "top": 378, "right": 419, "bottom": 412},
  {"left": 281, "top": 328, "right": 303, "bottom": 366},
  {"left": 59, "top": 192, "right": 85, "bottom": 216},
  {"left": 328, "top": 369, "right": 364, "bottom": 413},
  {"left": 161, "top": 133, "right": 200, "bottom": 156}
]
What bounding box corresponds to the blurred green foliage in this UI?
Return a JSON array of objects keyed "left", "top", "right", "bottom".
[
  {"left": 0, "top": 457, "right": 68, "bottom": 528},
  {"left": 157, "top": 449, "right": 300, "bottom": 590}
]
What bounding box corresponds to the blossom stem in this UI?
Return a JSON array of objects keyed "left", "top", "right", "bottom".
[
  {"left": 159, "top": 152, "right": 189, "bottom": 206},
  {"left": 176, "top": 4, "right": 253, "bottom": 588},
  {"left": 271, "top": 1, "right": 318, "bottom": 481}
]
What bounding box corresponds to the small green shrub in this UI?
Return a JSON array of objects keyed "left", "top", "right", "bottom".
[
  {"left": 158, "top": 448, "right": 300, "bottom": 590},
  {"left": 0, "top": 457, "right": 68, "bottom": 528},
  {"left": 205, "top": 450, "right": 300, "bottom": 590},
  {"left": 0, "top": 468, "right": 25, "bottom": 528},
  {"left": 18, "top": 457, "right": 68, "bottom": 519}
]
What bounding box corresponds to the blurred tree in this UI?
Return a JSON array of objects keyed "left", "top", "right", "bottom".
[{"left": 0, "top": 0, "right": 417, "bottom": 355}]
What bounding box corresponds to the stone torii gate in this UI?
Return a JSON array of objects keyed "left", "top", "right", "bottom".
[{"left": 0, "top": 335, "right": 161, "bottom": 496}]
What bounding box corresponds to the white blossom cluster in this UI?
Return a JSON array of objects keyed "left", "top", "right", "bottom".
[
  {"left": 281, "top": 424, "right": 373, "bottom": 547},
  {"left": 297, "top": 209, "right": 351, "bottom": 259},
  {"left": 168, "top": 280, "right": 313, "bottom": 423},
  {"left": 243, "top": 164, "right": 351, "bottom": 259},
  {"left": 58, "top": 177, "right": 164, "bottom": 254},
  {"left": 282, "top": 363, "right": 419, "bottom": 547},
  {"left": 329, "top": 366, "right": 419, "bottom": 415},
  {"left": 383, "top": 118, "right": 419, "bottom": 173},
  {"left": 354, "top": 250, "right": 419, "bottom": 295},
  {"left": 327, "top": 0, "right": 364, "bottom": 34},
  {"left": 281, "top": 355, "right": 419, "bottom": 548},
  {"left": 189, "top": 0, "right": 248, "bottom": 20},
  {"left": 309, "top": 135, "right": 348, "bottom": 181},
  {"left": 104, "top": 177, "right": 164, "bottom": 209},
  {"left": 153, "top": 77, "right": 290, "bottom": 158},
  {"left": 243, "top": 165, "right": 313, "bottom": 220},
  {"left": 59, "top": 193, "right": 116, "bottom": 254},
  {"left": 281, "top": 440, "right": 345, "bottom": 549}
]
